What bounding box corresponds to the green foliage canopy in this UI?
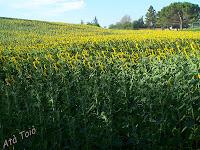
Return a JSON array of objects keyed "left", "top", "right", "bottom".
[
  {"left": 145, "top": 5, "right": 157, "bottom": 28},
  {"left": 87, "top": 16, "right": 101, "bottom": 27},
  {"left": 109, "top": 16, "right": 144, "bottom": 30},
  {"left": 157, "top": 2, "right": 200, "bottom": 29}
]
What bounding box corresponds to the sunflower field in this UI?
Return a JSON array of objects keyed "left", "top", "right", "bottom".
[{"left": 0, "top": 17, "right": 200, "bottom": 149}]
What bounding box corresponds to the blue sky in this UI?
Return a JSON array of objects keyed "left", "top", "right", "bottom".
[{"left": 0, "top": 0, "right": 200, "bottom": 27}]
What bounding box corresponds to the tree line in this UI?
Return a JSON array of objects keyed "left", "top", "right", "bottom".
[
  {"left": 81, "top": 16, "right": 101, "bottom": 27},
  {"left": 109, "top": 2, "right": 200, "bottom": 30},
  {"left": 83, "top": 2, "right": 200, "bottom": 30}
]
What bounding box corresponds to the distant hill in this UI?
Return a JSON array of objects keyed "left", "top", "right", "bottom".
[
  {"left": 0, "top": 17, "right": 105, "bottom": 33},
  {"left": 0, "top": 17, "right": 113, "bottom": 49}
]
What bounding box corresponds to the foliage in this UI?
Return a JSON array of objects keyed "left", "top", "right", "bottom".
[
  {"left": 109, "top": 16, "right": 144, "bottom": 30},
  {"left": 158, "top": 2, "right": 200, "bottom": 29},
  {"left": 119, "top": 15, "right": 132, "bottom": 24},
  {"left": 0, "top": 17, "right": 200, "bottom": 149},
  {"left": 87, "top": 16, "right": 101, "bottom": 27},
  {"left": 109, "top": 22, "right": 132, "bottom": 30},
  {"left": 109, "top": 15, "right": 132, "bottom": 29},
  {"left": 133, "top": 17, "right": 145, "bottom": 29},
  {"left": 145, "top": 5, "right": 157, "bottom": 28}
]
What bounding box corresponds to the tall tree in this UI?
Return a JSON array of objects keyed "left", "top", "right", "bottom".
[
  {"left": 158, "top": 2, "right": 200, "bottom": 29},
  {"left": 138, "top": 16, "right": 145, "bottom": 28},
  {"left": 145, "top": 6, "right": 157, "bottom": 28},
  {"left": 109, "top": 15, "right": 132, "bottom": 29},
  {"left": 120, "top": 15, "right": 132, "bottom": 24},
  {"left": 109, "top": 16, "right": 145, "bottom": 30},
  {"left": 93, "top": 16, "right": 100, "bottom": 27},
  {"left": 133, "top": 17, "right": 145, "bottom": 29},
  {"left": 87, "top": 16, "right": 100, "bottom": 27}
]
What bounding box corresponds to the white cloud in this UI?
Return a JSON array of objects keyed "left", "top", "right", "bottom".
[
  {"left": 47, "top": 0, "right": 85, "bottom": 14},
  {"left": 12, "top": 0, "right": 85, "bottom": 15}
]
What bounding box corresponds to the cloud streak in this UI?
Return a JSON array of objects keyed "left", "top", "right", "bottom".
[{"left": 12, "top": 0, "right": 85, "bottom": 15}]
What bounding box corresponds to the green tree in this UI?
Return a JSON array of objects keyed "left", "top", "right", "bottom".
[
  {"left": 158, "top": 2, "right": 200, "bottom": 29},
  {"left": 145, "top": 5, "right": 157, "bottom": 28},
  {"left": 109, "top": 15, "right": 132, "bottom": 29},
  {"left": 138, "top": 16, "right": 145, "bottom": 28},
  {"left": 109, "top": 16, "right": 145, "bottom": 30},
  {"left": 133, "top": 17, "right": 145, "bottom": 29},
  {"left": 87, "top": 16, "right": 101, "bottom": 27},
  {"left": 93, "top": 16, "right": 100, "bottom": 27},
  {"left": 120, "top": 15, "right": 132, "bottom": 24}
]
